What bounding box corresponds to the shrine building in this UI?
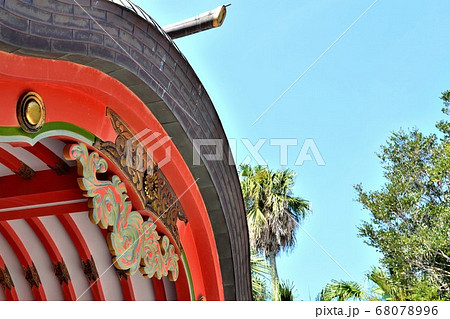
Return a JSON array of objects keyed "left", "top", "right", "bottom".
[{"left": 0, "top": 0, "right": 251, "bottom": 301}]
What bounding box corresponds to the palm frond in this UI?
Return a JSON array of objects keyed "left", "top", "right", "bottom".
[
  {"left": 319, "top": 280, "right": 365, "bottom": 301},
  {"left": 250, "top": 251, "right": 270, "bottom": 278},
  {"left": 250, "top": 250, "right": 271, "bottom": 300},
  {"left": 367, "top": 267, "right": 406, "bottom": 301},
  {"left": 278, "top": 280, "right": 296, "bottom": 301}
]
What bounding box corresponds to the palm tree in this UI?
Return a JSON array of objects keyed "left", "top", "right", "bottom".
[
  {"left": 318, "top": 268, "right": 407, "bottom": 301},
  {"left": 367, "top": 267, "right": 407, "bottom": 301},
  {"left": 319, "top": 280, "right": 365, "bottom": 301},
  {"left": 278, "top": 280, "right": 296, "bottom": 301},
  {"left": 240, "top": 164, "right": 310, "bottom": 299}
]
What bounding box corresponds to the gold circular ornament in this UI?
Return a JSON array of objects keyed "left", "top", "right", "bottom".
[{"left": 17, "top": 92, "right": 46, "bottom": 133}]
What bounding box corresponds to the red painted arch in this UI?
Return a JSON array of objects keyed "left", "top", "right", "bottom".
[{"left": 0, "top": 51, "right": 224, "bottom": 300}]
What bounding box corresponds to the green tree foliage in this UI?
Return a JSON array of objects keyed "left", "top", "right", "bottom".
[
  {"left": 367, "top": 267, "right": 407, "bottom": 301},
  {"left": 319, "top": 280, "right": 365, "bottom": 301},
  {"left": 278, "top": 280, "right": 296, "bottom": 301},
  {"left": 319, "top": 268, "right": 406, "bottom": 301},
  {"left": 355, "top": 92, "right": 450, "bottom": 300},
  {"left": 240, "top": 164, "right": 309, "bottom": 300}
]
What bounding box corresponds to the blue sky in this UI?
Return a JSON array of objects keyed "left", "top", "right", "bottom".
[{"left": 135, "top": 0, "right": 450, "bottom": 300}]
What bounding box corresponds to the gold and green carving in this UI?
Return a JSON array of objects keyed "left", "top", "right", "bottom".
[{"left": 65, "top": 143, "right": 179, "bottom": 281}]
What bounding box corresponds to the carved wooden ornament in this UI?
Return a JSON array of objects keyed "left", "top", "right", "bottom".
[
  {"left": 64, "top": 143, "right": 179, "bottom": 281},
  {"left": 93, "top": 109, "right": 187, "bottom": 248}
]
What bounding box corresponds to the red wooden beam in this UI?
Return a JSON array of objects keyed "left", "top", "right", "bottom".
[
  {"left": 0, "top": 167, "right": 85, "bottom": 221},
  {"left": 152, "top": 278, "right": 167, "bottom": 301},
  {"left": 0, "top": 167, "right": 80, "bottom": 204},
  {"left": 117, "top": 272, "right": 136, "bottom": 301},
  {"left": 0, "top": 200, "right": 88, "bottom": 222},
  {"left": 99, "top": 229, "right": 135, "bottom": 300},
  {"left": 0, "top": 147, "right": 35, "bottom": 179},
  {"left": 0, "top": 254, "right": 19, "bottom": 301},
  {"left": 23, "top": 142, "right": 70, "bottom": 175},
  {"left": 26, "top": 218, "right": 76, "bottom": 301},
  {"left": 174, "top": 261, "right": 190, "bottom": 301},
  {"left": 0, "top": 147, "right": 23, "bottom": 172},
  {"left": 57, "top": 214, "right": 105, "bottom": 301},
  {"left": 0, "top": 188, "right": 84, "bottom": 211},
  {"left": 0, "top": 221, "right": 46, "bottom": 300}
]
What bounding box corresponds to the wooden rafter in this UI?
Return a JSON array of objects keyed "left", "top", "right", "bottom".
[
  {"left": 57, "top": 214, "right": 105, "bottom": 301},
  {"left": 0, "top": 147, "right": 35, "bottom": 180},
  {"left": 152, "top": 278, "right": 167, "bottom": 301},
  {"left": 0, "top": 221, "right": 46, "bottom": 300},
  {"left": 116, "top": 269, "right": 136, "bottom": 301},
  {"left": 0, "top": 253, "right": 19, "bottom": 301},
  {"left": 23, "top": 142, "right": 69, "bottom": 175},
  {"left": 99, "top": 231, "right": 136, "bottom": 301},
  {"left": 26, "top": 218, "right": 76, "bottom": 301}
]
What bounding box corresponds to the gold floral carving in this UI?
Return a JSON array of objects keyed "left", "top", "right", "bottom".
[
  {"left": 93, "top": 108, "right": 187, "bottom": 247},
  {"left": 0, "top": 265, "right": 14, "bottom": 290},
  {"left": 16, "top": 162, "right": 35, "bottom": 180},
  {"left": 54, "top": 260, "right": 70, "bottom": 285},
  {"left": 65, "top": 143, "right": 179, "bottom": 280},
  {"left": 82, "top": 257, "right": 99, "bottom": 282},
  {"left": 144, "top": 169, "right": 188, "bottom": 247},
  {"left": 24, "top": 263, "right": 41, "bottom": 288}
]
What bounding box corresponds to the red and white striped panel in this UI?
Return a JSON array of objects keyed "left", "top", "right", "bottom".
[{"left": 0, "top": 138, "right": 176, "bottom": 301}]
